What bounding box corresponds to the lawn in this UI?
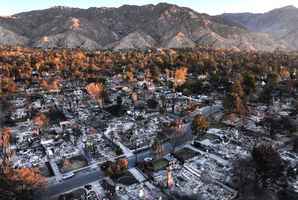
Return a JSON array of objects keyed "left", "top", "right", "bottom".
[
  {"left": 58, "top": 155, "right": 88, "bottom": 173},
  {"left": 151, "top": 158, "right": 169, "bottom": 172},
  {"left": 173, "top": 147, "right": 200, "bottom": 163},
  {"left": 116, "top": 171, "right": 138, "bottom": 186}
]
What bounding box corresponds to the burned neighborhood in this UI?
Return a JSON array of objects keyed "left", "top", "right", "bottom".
[{"left": 1, "top": 46, "right": 298, "bottom": 200}]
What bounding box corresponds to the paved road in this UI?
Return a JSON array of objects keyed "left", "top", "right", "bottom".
[{"left": 38, "top": 169, "right": 103, "bottom": 200}]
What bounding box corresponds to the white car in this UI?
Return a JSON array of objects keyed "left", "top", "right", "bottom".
[
  {"left": 62, "top": 172, "right": 75, "bottom": 180},
  {"left": 144, "top": 157, "right": 153, "bottom": 162}
]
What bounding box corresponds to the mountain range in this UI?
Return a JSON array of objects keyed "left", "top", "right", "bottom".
[
  {"left": 221, "top": 5, "right": 298, "bottom": 51},
  {"left": 0, "top": 3, "right": 297, "bottom": 51}
]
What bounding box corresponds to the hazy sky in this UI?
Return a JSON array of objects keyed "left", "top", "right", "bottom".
[{"left": 1, "top": 0, "right": 297, "bottom": 16}]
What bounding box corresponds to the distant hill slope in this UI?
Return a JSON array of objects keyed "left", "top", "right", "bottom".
[
  {"left": 0, "top": 3, "right": 293, "bottom": 51},
  {"left": 221, "top": 5, "right": 298, "bottom": 50}
]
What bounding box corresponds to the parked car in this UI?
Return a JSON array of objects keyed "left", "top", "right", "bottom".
[{"left": 62, "top": 172, "right": 75, "bottom": 180}]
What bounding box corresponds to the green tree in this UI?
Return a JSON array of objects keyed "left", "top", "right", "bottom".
[
  {"left": 267, "top": 72, "right": 280, "bottom": 87},
  {"left": 242, "top": 72, "right": 256, "bottom": 95},
  {"left": 224, "top": 80, "right": 247, "bottom": 116},
  {"left": 192, "top": 114, "right": 209, "bottom": 136},
  {"left": 252, "top": 143, "right": 286, "bottom": 189}
]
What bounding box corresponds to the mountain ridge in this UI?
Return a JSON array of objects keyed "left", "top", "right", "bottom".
[
  {"left": 221, "top": 5, "right": 298, "bottom": 50},
  {"left": 0, "top": 3, "right": 296, "bottom": 51}
]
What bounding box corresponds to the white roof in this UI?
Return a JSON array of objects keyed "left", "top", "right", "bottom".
[{"left": 207, "top": 128, "right": 222, "bottom": 134}]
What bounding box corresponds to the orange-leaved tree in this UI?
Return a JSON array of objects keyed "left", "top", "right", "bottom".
[
  {"left": 85, "top": 82, "right": 105, "bottom": 107},
  {"left": 174, "top": 67, "right": 188, "bottom": 88},
  {"left": 33, "top": 113, "right": 48, "bottom": 130},
  {"left": 0, "top": 128, "right": 12, "bottom": 150},
  {"left": 1, "top": 77, "right": 17, "bottom": 95},
  {"left": 192, "top": 114, "right": 209, "bottom": 136},
  {"left": 14, "top": 168, "right": 46, "bottom": 188}
]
